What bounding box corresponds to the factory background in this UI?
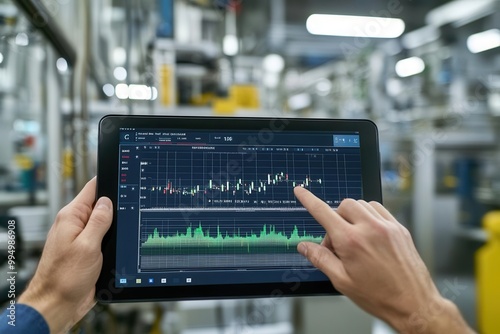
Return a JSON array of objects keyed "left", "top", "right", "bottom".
[{"left": 0, "top": 0, "right": 500, "bottom": 333}]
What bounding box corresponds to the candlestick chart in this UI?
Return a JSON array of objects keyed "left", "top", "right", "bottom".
[{"left": 139, "top": 150, "right": 362, "bottom": 210}]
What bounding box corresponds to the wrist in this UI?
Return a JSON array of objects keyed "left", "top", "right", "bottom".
[
  {"left": 19, "top": 279, "right": 75, "bottom": 334},
  {"left": 393, "top": 297, "right": 473, "bottom": 334}
]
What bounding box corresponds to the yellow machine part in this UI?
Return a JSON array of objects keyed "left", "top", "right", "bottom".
[
  {"left": 160, "top": 64, "right": 173, "bottom": 106},
  {"left": 213, "top": 98, "right": 237, "bottom": 115},
  {"left": 230, "top": 84, "right": 260, "bottom": 109},
  {"left": 14, "top": 154, "right": 34, "bottom": 170},
  {"left": 476, "top": 211, "right": 500, "bottom": 333}
]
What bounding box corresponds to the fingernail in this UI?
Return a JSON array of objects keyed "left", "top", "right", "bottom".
[
  {"left": 96, "top": 197, "right": 112, "bottom": 211},
  {"left": 297, "top": 243, "right": 308, "bottom": 256}
]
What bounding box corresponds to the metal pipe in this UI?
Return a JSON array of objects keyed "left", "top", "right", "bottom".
[
  {"left": 46, "top": 47, "right": 62, "bottom": 222},
  {"left": 12, "top": 0, "right": 77, "bottom": 67}
]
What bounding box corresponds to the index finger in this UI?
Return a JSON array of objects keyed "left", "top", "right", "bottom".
[{"left": 294, "top": 187, "right": 351, "bottom": 241}]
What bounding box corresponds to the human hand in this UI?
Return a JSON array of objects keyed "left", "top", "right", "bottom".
[
  {"left": 294, "top": 187, "right": 473, "bottom": 334},
  {"left": 19, "top": 178, "right": 113, "bottom": 334}
]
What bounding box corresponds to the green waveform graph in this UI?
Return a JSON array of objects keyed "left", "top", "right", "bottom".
[{"left": 141, "top": 223, "right": 323, "bottom": 256}]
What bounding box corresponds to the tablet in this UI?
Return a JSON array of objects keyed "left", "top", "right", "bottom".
[{"left": 96, "top": 115, "right": 382, "bottom": 302}]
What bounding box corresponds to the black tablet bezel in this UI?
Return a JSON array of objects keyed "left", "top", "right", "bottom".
[{"left": 96, "top": 115, "right": 382, "bottom": 303}]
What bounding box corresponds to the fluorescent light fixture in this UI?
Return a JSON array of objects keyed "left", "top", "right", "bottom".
[
  {"left": 426, "top": 0, "right": 495, "bottom": 27},
  {"left": 0, "top": 52, "right": 3, "bottom": 64},
  {"left": 306, "top": 14, "right": 405, "bottom": 38},
  {"left": 467, "top": 29, "right": 500, "bottom": 54},
  {"left": 395, "top": 57, "right": 425, "bottom": 78},
  {"left": 114, "top": 84, "right": 157, "bottom": 100},
  {"left": 223, "top": 35, "right": 238, "bottom": 56},
  {"left": 402, "top": 26, "right": 440, "bottom": 49}
]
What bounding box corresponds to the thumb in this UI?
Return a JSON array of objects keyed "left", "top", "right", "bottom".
[
  {"left": 79, "top": 197, "right": 113, "bottom": 248},
  {"left": 298, "top": 242, "right": 345, "bottom": 284}
]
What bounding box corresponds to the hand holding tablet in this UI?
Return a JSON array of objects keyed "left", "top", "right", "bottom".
[{"left": 96, "top": 115, "right": 382, "bottom": 302}]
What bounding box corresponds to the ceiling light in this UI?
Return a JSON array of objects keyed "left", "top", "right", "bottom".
[
  {"left": 56, "top": 58, "right": 68, "bottom": 72},
  {"left": 263, "top": 54, "right": 285, "bottom": 73},
  {"left": 15, "top": 33, "right": 29, "bottom": 46},
  {"left": 151, "top": 87, "right": 158, "bottom": 101},
  {"left": 288, "top": 93, "right": 312, "bottom": 110},
  {"left": 386, "top": 78, "right": 404, "bottom": 96},
  {"left": 0, "top": 52, "right": 3, "bottom": 64},
  {"left": 467, "top": 29, "right": 500, "bottom": 54},
  {"left": 113, "top": 67, "right": 127, "bottom": 81},
  {"left": 395, "top": 57, "right": 425, "bottom": 78},
  {"left": 113, "top": 47, "right": 127, "bottom": 66},
  {"left": 223, "top": 35, "right": 238, "bottom": 56},
  {"left": 315, "top": 79, "right": 332, "bottom": 96},
  {"left": 115, "top": 84, "right": 129, "bottom": 99},
  {"left": 306, "top": 14, "right": 405, "bottom": 38},
  {"left": 102, "top": 84, "right": 115, "bottom": 97},
  {"left": 129, "top": 84, "right": 153, "bottom": 100},
  {"left": 112, "top": 84, "right": 157, "bottom": 100}
]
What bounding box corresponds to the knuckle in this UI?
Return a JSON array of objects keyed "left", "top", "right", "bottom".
[
  {"left": 399, "top": 225, "right": 412, "bottom": 239},
  {"left": 357, "top": 199, "right": 369, "bottom": 207},
  {"left": 372, "top": 219, "right": 388, "bottom": 231},
  {"left": 55, "top": 206, "right": 68, "bottom": 223},
  {"left": 337, "top": 198, "right": 356, "bottom": 214},
  {"left": 375, "top": 223, "right": 393, "bottom": 239}
]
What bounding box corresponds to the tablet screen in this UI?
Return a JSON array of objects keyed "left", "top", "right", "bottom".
[{"left": 115, "top": 128, "right": 362, "bottom": 289}]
